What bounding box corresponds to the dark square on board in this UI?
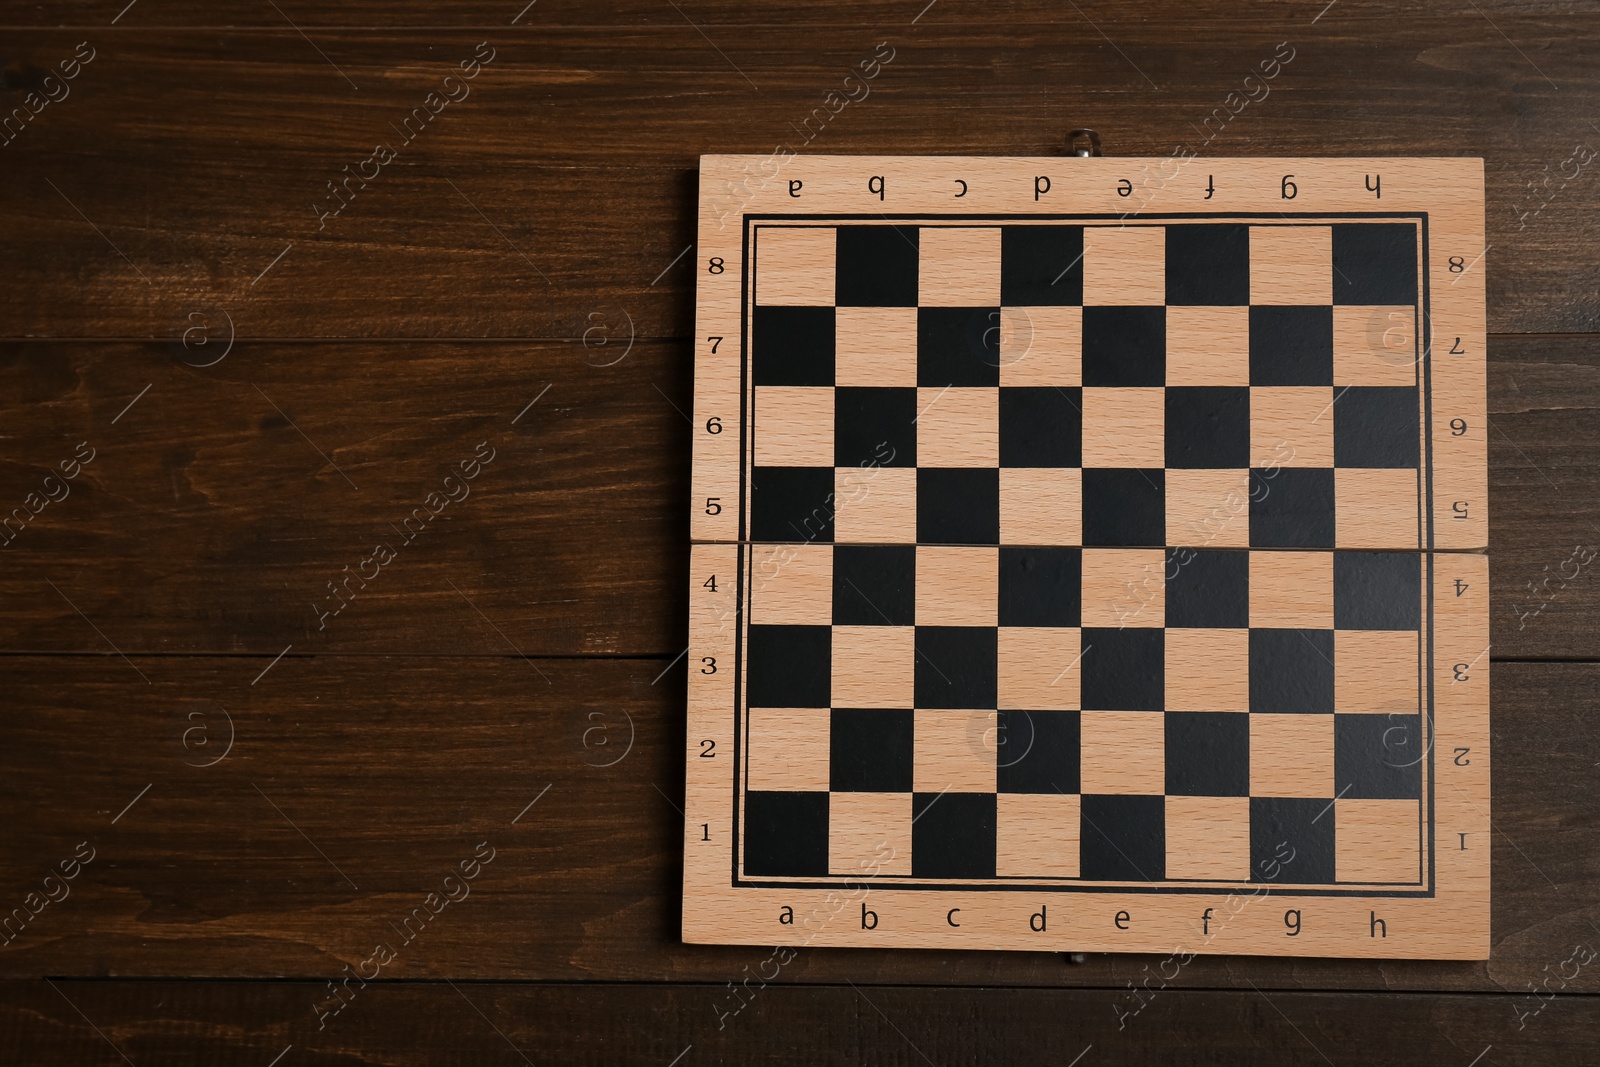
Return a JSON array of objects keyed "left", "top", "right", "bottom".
[
  {"left": 836, "top": 225, "right": 919, "bottom": 307},
  {"left": 1333, "top": 552, "right": 1421, "bottom": 631},
  {"left": 1080, "top": 627, "right": 1165, "bottom": 711},
  {"left": 1082, "top": 469, "right": 1165, "bottom": 547},
  {"left": 917, "top": 468, "right": 1000, "bottom": 545},
  {"left": 1250, "top": 797, "right": 1335, "bottom": 884},
  {"left": 1080, "top": 794, "right": 1165, "bottom": 881},
  {"left": 914, "top": 626, "right": 998, "bottom": 709},
  {"left": 750, "top": 465, "right": 836, "bottom": 544},
  {"left": 833, "top": 545, "right": 917, "bottom": 626},
  {"left": 999, "top": 387, "right": 1083, "bottom": 467},
  {"left": 1335, "top": 713, "right": 1423, "bottom": 800},
  {"left": 1166, "top": 712, "right": 1250, "bottom": 796},
  {"left": 997, "top": 710, "right": 1081, "bottom": 794},
  {"left": 918, "top": 307, "right": 1002, "bottom": 387},
  {"left": 1249, "top": 306, "right": 1333, "bottom": 387},
  {"left": 1249, "top": 467, "right": 1335, "bottom": 549},
  {"left": 747, "top": 624, "right": 833, "bottom": 709},
  {"left": 744, "top": 791, "right": 829, "bottom": 877},
  {"left": 1166, "top": 386, "right": 1251, "bottom": 468},
  {"left": 835, "top": 386, "right": 918, "bottom": 468},
  {"left": 752, "top": 306, "right": 836, "bottom": 387},
  {"left": 999, "top": 546, "right": 1082, "bottom": 627},
  {"left": 831, "top": 708, "right": 915, "bottom": 792},
  {"left": 1334, "top": 386, "right": 1419, "bottom": 469},
  {"left": 1166, "top": 223, "right": 1250, "bottom": 306},
  {"left": 1082, "top": 306, "right": 1165, "bottom": 387},
  {"left": 1165, "top": 548, "right": 1249, "bottom": 628},
  {"left": 912, "top": 792, "right": 997, "bottom": 878},
  {"left": 1000, "top": 225, "right": 1085, "bottom": 306},
  {"left": 1332, "top": 223, "right": 1419, "bottom": 306},
  {"left": 1248, "top": 628, "right": 1334, "bottom": 714}
]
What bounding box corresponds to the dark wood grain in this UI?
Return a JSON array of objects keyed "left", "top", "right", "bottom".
[
  {"left": 3, "top": 1, "right": 1595, "bottom": 25},
  {"left": 0, "top": 339, "right": 690, "bottom": 656},
  {"left": 0, "top": 20, "right": 1596, "bottom": 339},
  {"left": 0, "top": 336, "right": 1590, "bottom": 657},
  {"left": 0, "top": 655, "right": 1591, "bottom": 989},
  {"left": 1490, "top": 337, "right": 1600, "bottom": 658},
  {"left": 3, "top": 979, "right": 1597, "bottom": 1066}
]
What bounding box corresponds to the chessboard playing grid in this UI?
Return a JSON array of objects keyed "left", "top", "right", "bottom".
[
  {"left": 741, "top": 543, "right": 1427, "bottom": 889},
  {"left": 746, "top": 220, "right": 1428, "bottom": 552},
  {"left": 737, "top": 217, "right": 1433, "bottom": 892}
]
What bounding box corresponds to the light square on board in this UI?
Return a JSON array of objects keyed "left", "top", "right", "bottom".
[
  {"left": 1080, "top": 711, "right": 1165, "bottom": 795},
  {"left": 999, "top": 468, "right": 1082, "bottom": 546},
  {"left": 1166, "top": 305, "right": 1250, "bottom": 386},
  {"left": 747, "top": 708, "right": 831, "bottom": 791},
  {"left": 832, "top": 625, "right": 914, "bottom": 708},
  {"left": 836, "top": 306, "right": 920, "bottom": 387},
  {"left": 1249, "top": 225, "right": 1332, "bottom": 305},
  {"left": 833, "top": 466, "right": 917, "bottom": 543},
  {"left": 1166, "top": 468, "right": 1252, "bottom": 550},
  {"left": 1164, "top": 796, "right": 1251, "bottom": 880},
  {"left": 996, "top": 793, "right": 1081, "bottom": 878},
  {"left": 1081, "top": 548, "right": 1166, "bottom": 628},
  {"left": 999, "top": 306, "right": 1081, "bottom": 386},
  {"left": 1251, "top": 386, "right": 1335, "bottom": 468},
  {"left": 916, "top": 387, "right": 999, "bottom": 467},
  {"left": 1334, "top": 468, "right": 1419, "bottom": 549},
  {"left": 749, "top": 543, "right": 833, "bottom": 626},
  {"left": 1334, "top": 630, "right": 1419, "bottom": 713},
  {"left": 755, "top": 226, "right": 837, "bottom": 306},
  {"left": 916, "top": 546, "right": 999, "bottom": 626},
  {"left": 753, "top": 387, "right": 834, "bottom": 468},
  {"left": 1334, "top": 798, "right": 1420, "bottom": 883},
  {"left": 1082, "top": 225, "right": 1165, "bottom": 305},
  {"left": 1165, "top": 628, "right": 1249, "bottom": 712},
  {"left": 920, "top": 227, "right": 1002, "bottom": 306},
  {"left": 1081, "top": 387, "right": 1165, "bottom": 468},
  {"left": 997, "top": 627, "right": 1082, "bottom": 711},
  {"left": 1250, "top": 551, "right": 1334, "bottom": 630},
  {"left": 1334, "top": 306, "right": 1419, "bottom": 388},
  {"left": 913, "top": 709, "right": 998, "bottom": 793},
  {"left": 1249, "top": 713, "right": 1335, "bottom": 799},
  {"left": 829, "top": 791, "right": 914, "bottom": 877}
]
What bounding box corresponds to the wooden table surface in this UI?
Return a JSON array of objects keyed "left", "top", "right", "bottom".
[{"left": 2, "top": 2, "right": 1598, "bottom": 1063}]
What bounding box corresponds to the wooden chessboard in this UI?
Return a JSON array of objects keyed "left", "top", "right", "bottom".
[{"left": 684, "top": 155, "right": 1488, "bottom": 959}]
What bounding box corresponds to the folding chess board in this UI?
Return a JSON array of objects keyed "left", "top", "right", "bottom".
[{"left": 685, "top": 156, "right": 1488, "bottom": 958}]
